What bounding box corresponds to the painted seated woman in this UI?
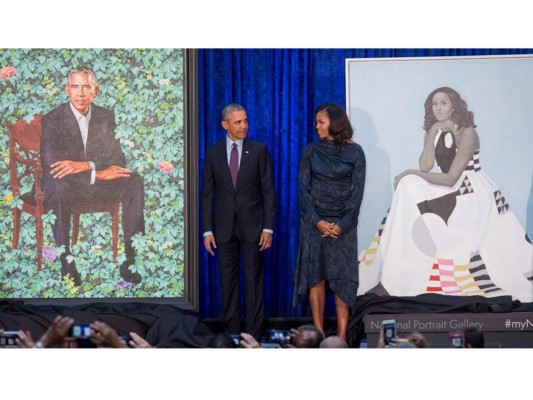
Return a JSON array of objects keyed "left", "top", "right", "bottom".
[{"left": 358, "top": 87, "right": 533, "bottom": 303}]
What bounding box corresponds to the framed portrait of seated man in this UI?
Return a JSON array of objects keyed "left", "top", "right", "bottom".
[{"left": 0, "top": 49, "right": 198, "bottom": 309}]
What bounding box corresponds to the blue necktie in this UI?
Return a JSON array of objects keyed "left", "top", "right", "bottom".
[{"left": 229, "top": 143, "right": 238, "bottom": 187}]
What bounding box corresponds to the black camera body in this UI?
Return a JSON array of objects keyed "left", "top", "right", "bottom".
[
  {"left": 382, "top": 319, "right": 396, "bottom": 345},
  {"left": 69, "top": 324, "right": 95, "bottom": 348},
  {"left": 0, "top": 331, "right": 20, "bottom": 348}
]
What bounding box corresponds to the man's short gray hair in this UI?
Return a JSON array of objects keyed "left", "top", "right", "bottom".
[
  {"left": 221, "top": 103, "right": 245, "bottom": 121},
  {"left": 67, "top": 67, "right": 98, "bottom": 88}
]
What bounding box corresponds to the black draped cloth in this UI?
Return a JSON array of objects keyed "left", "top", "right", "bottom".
[{"left": 0, "top": 301, "right": 214, "bottom": 348}]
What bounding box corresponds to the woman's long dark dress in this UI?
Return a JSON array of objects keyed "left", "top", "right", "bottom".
[{"left": 294, "top": 140, "right": 366, "bottom": 308}]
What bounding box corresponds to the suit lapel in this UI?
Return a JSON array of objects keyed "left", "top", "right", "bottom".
[
  {"left": 62, "top": 103, "right": 85, "bottom": 152},
  {"left": 216, "top": 140, "right": 235, "bottom": 191},
  {"left": 86, "top": 106, "right": 103, "bottom": 156},
  {"left": 237, "top": 138, "right": 252, "bottom": 190}
]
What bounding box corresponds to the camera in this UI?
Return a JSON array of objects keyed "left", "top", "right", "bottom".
[
  {"left": 0, "top": 331, "right": 20, "bottom": 348},
  {"left": 449, "top": 331, "right": 464, "bottom": 348},
  {"left": 71, "top": 324, "right": 92, "bottom": 339},
  {"left": 69, "top": 324, "right": 95, "bottom": 348},
  {"left": 119, "top": 335, "right": 133, "bottom": 347},
  {"left": 266, "top": 329, "right": 291, "bottom": 346},
  {"left": 230, "top": 334, "right": 241, "bottom": 346},
  {"left": 381, "top": 319, "right": 396, "bottom": 345}
]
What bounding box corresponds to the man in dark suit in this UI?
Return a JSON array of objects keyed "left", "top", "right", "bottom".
[
  {"left": 202, "top": 103, "right": 276, "bottom": 339},
  {"left": 41, "top": 67, "right": 145, "bottom": 286}
]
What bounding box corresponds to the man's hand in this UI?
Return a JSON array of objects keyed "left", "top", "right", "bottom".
[
  {"left": 51, "top": 160, "right": 91, "bottom": 179},
  {"left": 95, "top": 166, "right": 131, "bottom": 181},
  {"left": 259, "top": 231, "right": 272, "bottom": 251},
  {"left": 204, "top": 235, "right": 217, "bottom": 256}
]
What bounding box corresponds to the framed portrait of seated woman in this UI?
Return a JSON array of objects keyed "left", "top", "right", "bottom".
[{"left": 346, "top": 54, "right": 533, "bottom": 303}]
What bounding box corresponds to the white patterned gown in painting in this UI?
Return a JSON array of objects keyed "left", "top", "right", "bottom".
[{"left": 358, "top": 131, "right": 533, "bottom": 303}]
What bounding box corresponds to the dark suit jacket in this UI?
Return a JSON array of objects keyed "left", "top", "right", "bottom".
[
  {"left": 41, "top": 102, "right": 126, "bottom": 186},
  {"left": 202, "top": 137, "right": 276, "bottom": 243}
]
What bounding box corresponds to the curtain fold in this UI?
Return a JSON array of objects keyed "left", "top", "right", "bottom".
[{"left": 198, "top": 48, "right": 532, "bottom": 319}]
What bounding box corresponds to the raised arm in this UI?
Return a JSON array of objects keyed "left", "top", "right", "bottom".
[
  {"left": 397, "top": 127, "right": 479, "bottom": 188},
  {"left": 419, "top": 128, "right": 438, "bottom": 172},
  {"left": 419, "top": 120, "right": 459, "bottom": 172}
]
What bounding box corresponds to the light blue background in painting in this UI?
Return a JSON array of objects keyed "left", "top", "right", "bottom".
[{"left": 347, "top": 55, "right": 533, "bottom": 251}]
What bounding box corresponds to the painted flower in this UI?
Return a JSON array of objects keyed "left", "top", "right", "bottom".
[
  {"left": 121, "top": 139, "right": 135, "bottom": 149},
  {"left": 114, "top": 279, "right": 133, "bottom": 290},
  {"left": 158, "top": 160, "right": 174, "bottom": 175},
  {"left": 41, "top": 87, "right": 55, "bottom": 95},
  {"left": 3, "top": 193, "right": 14, "bottom": 203},
  {"left": 42, "top": 246, "right": 58, "bottom": 262},
  {"left": 158, "top": 78, "right": 170, "bottom": 86},
  {"left": 0, "top": 66, "right": 17, "bottom": 81},
  {"left": 159, "top": 241, "right": 174, "bottom": 251}
]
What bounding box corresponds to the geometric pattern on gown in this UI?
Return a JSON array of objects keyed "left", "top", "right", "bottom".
[
  {"left": 464, "top": 150, "right": 481, "bottom": 172},
  {"left": 426, "top": 251, "right": 504, "bottom": 297},
  {"left": 360, "top": 208, "right": 389, "bottom": 267},
  {"left": 358, "top": 148, "right": 533, "bottom": 302},
  {"left": 417, "top": 175, "right": 474, "bottom": 225},
  {"left": 494, "top": 190, "right": 509, "bottom": 215},
  {"left": 457, "top": 176, "right": 474, "bottom": 195},
  {"left": 362, "top": 173, "right": 477, "bottom": 266}
]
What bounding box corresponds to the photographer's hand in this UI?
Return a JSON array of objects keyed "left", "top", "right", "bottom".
[
  {"left": 15, "top": 330, "right": 35, "bottom": 348},
  {"left": 128, "top": 332, "right": 152, "bottom": 348},
  {"left": 288, "top": 328, "right": 306, "bottom": 348},
  {"left": 239, "top": 332, "right": 261, "bottom": 348},
  {"left": 39, "top": 315, "right": 75, "bottom": 348},
  {"left": 90, "top": 321, "right": 128, "bottom": 348},
  {"left": 377, "top": 328, "right": 386, "bottom": 348}
]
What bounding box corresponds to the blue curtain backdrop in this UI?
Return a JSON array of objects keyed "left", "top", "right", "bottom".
[{"left": 197, "top": 48, "right": 533, "bottom": 320}]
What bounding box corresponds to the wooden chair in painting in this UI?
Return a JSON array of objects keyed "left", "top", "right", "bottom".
[{"left": 7, "top": 114, "right": 120, "bottom": 271}]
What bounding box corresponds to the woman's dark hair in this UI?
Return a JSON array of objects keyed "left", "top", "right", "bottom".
[
  {"left": 423, "top": 87, "right": 476, "bottom": 131},
  {"left": 315, "top": 103, "right": 353, "bottom": 147}
]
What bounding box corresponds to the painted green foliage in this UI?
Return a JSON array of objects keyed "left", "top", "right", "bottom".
[{"left": 0, "top": 49, "right": 185, "bottom": 299}]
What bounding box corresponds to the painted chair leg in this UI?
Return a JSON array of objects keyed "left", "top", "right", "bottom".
[
  {"left": 36, "top": 215, "right": 43, "bottom": 272},
  {"left": 112, "top": 211, "right": 119, "bottom": 261},
  {"left": 72, "top": 214, "right": 80, "bottom": 245},
  {"left": 12, "top": 207, "right": 21, "bottom": 249}
]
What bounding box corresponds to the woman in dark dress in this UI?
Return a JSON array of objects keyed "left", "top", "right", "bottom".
[{"left": 294, "top": 103, "right": 366, "bottom": 340}]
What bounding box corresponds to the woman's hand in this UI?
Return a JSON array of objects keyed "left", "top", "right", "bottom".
[
  {"left": 316, "top": 220, "right": 341, "bottom": 238},
  {"left": 430, "top": 120, "right": 459, "bottom": 135},
  {"left": 394, "top": 169, "right": 418, "bottom": 190}
]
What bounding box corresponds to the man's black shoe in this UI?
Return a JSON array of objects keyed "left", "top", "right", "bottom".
[{"left": 120, "top": 261, "right": 141, "bottom": 285}]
